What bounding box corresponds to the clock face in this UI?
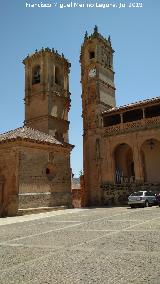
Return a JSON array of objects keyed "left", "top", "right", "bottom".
[{"left": 89, "top": 68, "right": 96, "bottom": 78}]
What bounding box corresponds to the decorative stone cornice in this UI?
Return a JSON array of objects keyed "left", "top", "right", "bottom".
[
  {"left": 23, "top": 47, "right": 71, "bottom": 68},
  {"left": 24, "top": 115, "right": 70, "bottom": 125},
  {"left": 99, "top": 78, "right": 116, "bottom": 90}
]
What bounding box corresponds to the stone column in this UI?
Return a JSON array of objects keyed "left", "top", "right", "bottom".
[
  {"left": 120, "top": 113, "right": 123, "bottom": 131},
  {"left": 105, "top": 138, "right": 115, "bottom": 182},
  {"left": 141, "top": 108, "right": 146, "bottom": 126},
  {"left": 133, "top": 135, "right": 144, "bottom": 183},
  {"left": 120, "top": 113, "right": 123, "bottom": 123},
  {"left": 142, "top": 108, "right": 145, "bottom": 119}
]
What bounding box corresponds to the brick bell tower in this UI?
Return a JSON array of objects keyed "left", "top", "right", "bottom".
[
  {"left": 80, "top": 26, "right": 116, "bottom": 205},
  {"left": 23, "top": 47, "right": 71, "bottom": 143}
]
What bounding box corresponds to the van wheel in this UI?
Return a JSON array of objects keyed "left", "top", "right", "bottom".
[{"left": 145, "top": 200, "right": 149, "bottom": 207}]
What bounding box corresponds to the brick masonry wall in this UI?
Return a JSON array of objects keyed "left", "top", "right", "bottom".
[{"left": 0, "top": 146, "right": 19, "bottom": 216}]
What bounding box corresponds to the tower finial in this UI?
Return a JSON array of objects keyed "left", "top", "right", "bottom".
[
  {"left": 84, "top": 31, "right": 88, "bottom": 39},
  {"left": 94, "top": 25, "right": 98, "bottom": 34},
  {"left": 108, "top": 35, "right": 111, "bottom": 45}
]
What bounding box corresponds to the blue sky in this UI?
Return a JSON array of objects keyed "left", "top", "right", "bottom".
[{"left": 0, "top": 0, "right": 160, "bottom": 176}]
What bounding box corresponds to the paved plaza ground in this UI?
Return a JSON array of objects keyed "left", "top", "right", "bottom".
[{"left": 0, "top": 206, "right": 160, "bottom": 283}]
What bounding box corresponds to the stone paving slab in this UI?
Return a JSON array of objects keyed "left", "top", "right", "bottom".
[
  {"left": 0, "top": 221, "right": 79, "bottom": 243},
  {"left": 0, "top": 206, "right": 160, "bottom": 284},
  {"left": 0, "top": 246, "right": 159, "bottom": 284},
  {"left": 0, "top": 208, "right": 86, "bottom": 226}
]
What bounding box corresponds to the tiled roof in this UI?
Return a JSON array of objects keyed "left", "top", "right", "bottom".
[
  {"left": 102, "top": 96, "right": 160, "bottom": 115},
  {"left": 0, "top": 126, "right": 63, "bottom": 146}
]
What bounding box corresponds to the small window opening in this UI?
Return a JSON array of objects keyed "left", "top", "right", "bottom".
[
  {"left": 145, "top": 104, "right": 160, "bottom": 118},
  {"left": 55, "top": 131, "right": 64, "bottom": 143},
  {"left": 32, "top": 65, "right": 40, "bottom": 85},
  {"left": 45, "top": 164, "right": 56, "bottom": 180},
  {"left": 103, "top": 114, "right": 121, "bottom": 127},
  {"left": 46, "top": 168, "right": 50, "bottom": 175},
  {"left": 89, "top": 51, "right": 95, "bottom": 59},
  {"left": 123, "top": 109, "right": 143, "bottom": 123},
  {"left": 55, "top": 66, "right": 61, "bottom": 85}
]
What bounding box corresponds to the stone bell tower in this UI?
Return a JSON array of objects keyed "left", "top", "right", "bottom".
[
  {"left": 80, "top": 26, "right": 116, "bottom": 205},
  {"left": 23, "top": 47, "right": 71, "bottom": 143}
]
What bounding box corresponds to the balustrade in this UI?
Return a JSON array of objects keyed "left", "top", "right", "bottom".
[{"left": 105, "top": 116, "right": 160, "bottom": 135}]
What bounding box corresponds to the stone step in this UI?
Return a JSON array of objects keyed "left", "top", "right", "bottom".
[{"left": 18, "top": 206, "right": 68, "bottom": 216}]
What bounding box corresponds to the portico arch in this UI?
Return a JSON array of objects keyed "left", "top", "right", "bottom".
[
  {"left": 114, "top": 143, "right": 135, "bottom": 183},
  {"left": 141, "top": 139, "right": 160, "bottom": 183}
]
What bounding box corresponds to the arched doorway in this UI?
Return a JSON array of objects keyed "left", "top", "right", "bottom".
[
  {"left": 141, "top": 139, "right": 160, "bottom": 183},
  {"left": 114, "top": 143, "right": 135, "bottom": 183}
]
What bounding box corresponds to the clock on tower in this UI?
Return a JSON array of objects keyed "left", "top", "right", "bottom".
[{"left": 88, "top": 68, "right": 96, "bottom": 78}]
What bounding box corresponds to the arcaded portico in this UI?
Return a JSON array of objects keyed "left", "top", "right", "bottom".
[
  {"left": 141, "top": 139, "right": 160, "bottom": 183},
  {"left": 95, "top": 98, "right": 160, "bottom": 205},
  {"left": 102, "top": 97, "right": 160, "bottom": 185}
]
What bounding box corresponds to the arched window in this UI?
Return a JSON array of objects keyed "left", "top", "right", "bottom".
[
  {"left": 114, "top": 143, "right": 134, "bottom": 184},
  {"left": 45, "top": 164, "right": 56, "bottom": 181},
  {"left": 55, "top": 131, "right": 64, "bottom": 142},
  {"left": 32, "top": 65, "right": 40, "bottom": 85},
  {"left": 141, "top": 139, "right": 160, "bottom": 183},
  {"left": 46, "top": 168, "right": 50, "bottom": 175},
  {"left": 89, "top": 51, "right": 95, "bottom": 59},
  {"left": 55, "top": 66, "right": 61, "bottom": 85}
]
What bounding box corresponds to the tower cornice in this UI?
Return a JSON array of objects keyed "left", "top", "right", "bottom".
[{"left": 23, "top": 47, "right": 71, "bottom": 68}]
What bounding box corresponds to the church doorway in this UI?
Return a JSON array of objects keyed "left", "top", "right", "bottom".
[
  {"left": 141, "top": 139, "right": 160, "bottom": 183},
  {"left": 114, "top": 143, "right": 135, "bottom": 183}
]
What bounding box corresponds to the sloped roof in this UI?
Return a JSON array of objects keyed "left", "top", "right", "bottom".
[
  {"left": 0, "top": 126, "right": 63, "bottom": 146},
  {"left": 102, "top": 96, "right": 160, "bottom": 115}
]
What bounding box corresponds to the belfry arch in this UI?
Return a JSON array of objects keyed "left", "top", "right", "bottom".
[
  {"left": 114, "top": 143, "right": 135, "bottom": 183},
  {"left": 141, "top": 139, "right": 160, "bottom": 183}
]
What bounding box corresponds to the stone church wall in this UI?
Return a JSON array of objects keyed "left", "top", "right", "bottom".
[
  {"left": 0, "top": 145, "right": 19, "bottom": 216},
  {"left": 18, "top": 144, "right": 72, "bottom": 209}
]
